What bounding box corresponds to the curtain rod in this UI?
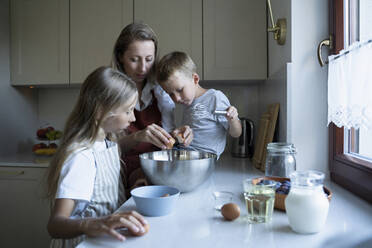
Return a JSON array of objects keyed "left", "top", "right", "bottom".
[{"left": 329, "top": 39, "right": 372, "bottom": 62}]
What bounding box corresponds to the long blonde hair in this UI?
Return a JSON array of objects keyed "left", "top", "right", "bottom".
[
  {"left": 111, "top": 21, "right": 158, "bottom": 81},
  {"left": 46, "top": 66, "right": 137, "bottom": 200}
]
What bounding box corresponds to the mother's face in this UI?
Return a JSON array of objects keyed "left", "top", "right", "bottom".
[{"left": 121, "top": 40, "right": 155, "bottom": 85}]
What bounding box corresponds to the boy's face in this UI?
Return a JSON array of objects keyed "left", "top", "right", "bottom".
[{"left": 161, "top": 71, "right": 199, "bottom": 105}]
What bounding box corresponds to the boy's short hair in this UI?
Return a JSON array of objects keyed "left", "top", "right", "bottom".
[{"left": 157, "top": 51, "right": 196, "bottom": 84}]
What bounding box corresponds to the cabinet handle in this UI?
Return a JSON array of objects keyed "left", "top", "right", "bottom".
[{"left": 0, "top": 170, "right": 25, "bottom": 177}]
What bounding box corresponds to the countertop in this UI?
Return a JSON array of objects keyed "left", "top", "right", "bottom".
[
  {"left": 78, "top": 154, "right": 372, "bottom": 248},
  {"left": 0, "top": 152, "right": 50, "bottom": 167}
]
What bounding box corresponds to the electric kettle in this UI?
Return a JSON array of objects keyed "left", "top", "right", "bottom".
[{"left": 231, "top": 118, "right": 254, "bottom": 158}]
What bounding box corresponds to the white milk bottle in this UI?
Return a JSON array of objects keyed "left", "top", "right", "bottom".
[{"left": 285, "top": 170, "right": 329, "bottom": 234}]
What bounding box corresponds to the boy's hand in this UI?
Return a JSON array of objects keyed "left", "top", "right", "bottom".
[
  {"left": 172, "top": 125, "right": 193, "bottom": 146},
  {"left": 226, "top": 106, "right": 239, "bottom": 121}
]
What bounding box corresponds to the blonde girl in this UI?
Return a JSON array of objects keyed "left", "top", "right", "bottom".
[{"left": 47, "top": 66, "right": 148, "bottom": 247}]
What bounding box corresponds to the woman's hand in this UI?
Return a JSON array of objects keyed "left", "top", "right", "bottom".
[
  {"left": 135, "top": 123, "right": 173, "bottom": 149},
  {"left": 81, "top": 211, "right": 148, "bottom": 241},
  {"left": 172, "top": 125, "right": 193, "bottom": 146}
]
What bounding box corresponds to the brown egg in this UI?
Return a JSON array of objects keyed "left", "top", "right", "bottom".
[
  {"left": 221, "top": 203, "right": 240, "bottom": 221},
  {"left": 166, "top": 137, "right": 176, "bottom": 149},
  {"left": 130, "top": 224, "right": 150, "bottom": 236},
  {"left": 161, "top": 193, "right": 170, "bottom": 197}
]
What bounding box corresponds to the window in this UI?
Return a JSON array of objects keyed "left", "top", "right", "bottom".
[{"left": 329, "top": 0, "right": 372, "bottom": 203}]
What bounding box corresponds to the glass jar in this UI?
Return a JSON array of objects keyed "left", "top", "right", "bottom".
[
  {"left": 265, "top": 142, "right": 296, "bottom": 177},
  {"left": 285, "top": 170, "right": 329, "bottom": 234}
]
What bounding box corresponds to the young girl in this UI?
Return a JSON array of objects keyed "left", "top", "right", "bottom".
[{"left": 46, "top": 66, "right": 148, "bottom": 247}]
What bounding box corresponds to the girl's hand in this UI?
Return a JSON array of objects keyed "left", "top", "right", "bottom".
[
  {"left": 135, "top": 123, "right": 173, "bottom": 149},
  {"left": 172, "top": 125, "right": 193, "bottom": 146},
  {"left": 81, "top": 211, "right": 148, "bottom": 241},
  {"left": 226, "top": 106, "right": 239, "bottom": 121}
]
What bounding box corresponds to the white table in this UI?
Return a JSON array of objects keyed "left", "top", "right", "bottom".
[{"left": 78, "top": 155, "right": 372, "bottom": 248}]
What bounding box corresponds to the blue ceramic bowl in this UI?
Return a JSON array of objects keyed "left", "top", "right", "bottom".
[{"left": 131, "top": 185, "right": 180, "bottom": 217}]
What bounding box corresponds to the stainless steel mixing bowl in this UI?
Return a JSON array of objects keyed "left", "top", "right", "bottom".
[{"left": 139, "top": 150, "right": 217, "bottom": 192}]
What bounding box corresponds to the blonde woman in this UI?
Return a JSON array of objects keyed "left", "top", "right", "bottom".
[
  {"left": 112, "top": 22, "right": 193, "bottom": 189},
  {"left": 47, "top": 67, "right": 148, "bottom": 247}
]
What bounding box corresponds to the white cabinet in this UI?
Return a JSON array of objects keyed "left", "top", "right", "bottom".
[
  {"left": 10, "top": 0, "right": 267, "bottom": 85},
  {"left": 134, "top": 0, "right": 203, "bottom": 77},
  {"left": 70, "top": 0, "right": 133, "bottom": 84},
  {"left": 203, "top": 0, "right": 267, "bottom": 80},
  {"left": 0, "top": 166, "right": 50, "bottom": 247},
  {"left": 10, "top": 0, "right": 69, "bottom": 86}
]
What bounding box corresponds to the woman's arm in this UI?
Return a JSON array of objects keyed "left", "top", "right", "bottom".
[{"left": 47, "top": 199, "right": 148, "bottom": 241}]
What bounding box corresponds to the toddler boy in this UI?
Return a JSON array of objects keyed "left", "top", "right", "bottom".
[{"left": 156, "top": 51, "right": 242, "bottom": 157}]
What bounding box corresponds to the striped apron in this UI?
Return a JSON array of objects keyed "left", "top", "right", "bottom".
[{"left": 50, "top": 141, "right": 126, "bottom": 248}]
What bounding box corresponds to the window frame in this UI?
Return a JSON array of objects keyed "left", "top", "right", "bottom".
[{"left": 329, "top": 0, "right": 372, "bottom": 203}]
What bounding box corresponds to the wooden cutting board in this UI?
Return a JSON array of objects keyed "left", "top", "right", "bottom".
[{"left": 252, "top": 103, "right": 280, "bottom": 171}]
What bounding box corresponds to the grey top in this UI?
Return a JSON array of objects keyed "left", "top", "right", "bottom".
[{"left": 182, "top": 89, "right": 230, "bottom": 157}]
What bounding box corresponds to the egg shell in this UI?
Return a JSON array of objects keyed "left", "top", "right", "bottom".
[
  {"left": 166, "top": 137, "right": 176, "bottom": 149},
  {"left": 221, "top": 203, "right": 240, "bottom": 221}
]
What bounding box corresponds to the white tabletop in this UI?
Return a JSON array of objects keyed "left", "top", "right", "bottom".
[{"left": 78, "top": 154, "right": 372, "bottom": 248}]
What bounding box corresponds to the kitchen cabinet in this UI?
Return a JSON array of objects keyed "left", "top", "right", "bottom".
[
  {"left": 10, "top": 0, "right": 267, "bottom": 85},
  {"left": 134, "top": 0, "right": 203, "bottom": 77},
  {"left": 10, "top": 0, "right": 69, "bottom": 86},
  {"left": 203, "top": 0, "right": 267, "bottom": 80},
  {"left": 0, "top": 166, "right": 50, "bottom": 247},
  {"left": 70, "top": 0, "right": 133, "bottom": 85}
]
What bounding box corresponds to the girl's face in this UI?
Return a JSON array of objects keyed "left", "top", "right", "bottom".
[
  {"left": 101, "top": 95, "right": 137, "bottom": 134},
  {"left": 161, "top": 71, "right": 199, "bottom": 105},
  {"left": 121, "top": 40, "right": 155, "bottom": 85}
]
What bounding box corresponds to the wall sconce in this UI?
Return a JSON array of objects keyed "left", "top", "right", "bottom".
[{"left": 267, "top": 0, "right": 287, "bottom": 45}]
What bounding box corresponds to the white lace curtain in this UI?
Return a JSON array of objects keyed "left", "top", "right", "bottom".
[{"left": 328, "top": 40, "right": 372, "bottom": 130}]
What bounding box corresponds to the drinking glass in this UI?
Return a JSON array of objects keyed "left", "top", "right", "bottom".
[{"left": 243, "top": 179, "right": 276, "bottom": 223}]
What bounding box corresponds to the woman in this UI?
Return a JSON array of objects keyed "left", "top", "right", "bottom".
[{"left": 111, "top": 22, "right": 193, "bottom": 189}]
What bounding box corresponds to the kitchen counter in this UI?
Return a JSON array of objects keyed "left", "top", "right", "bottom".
[
  {"left": 0, "top": 152, "right": 50, "bottom": 167},
  {"left": 78, "top": 154, "right": 372, "bottom": 248}
]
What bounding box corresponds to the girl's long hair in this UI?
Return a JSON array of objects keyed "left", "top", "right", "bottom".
[
  {"left": 111, "top": 21, "right": 158, "bottom": 81},
  {"left": 46, "top": 66, "right": 137, "bottom": 201}
]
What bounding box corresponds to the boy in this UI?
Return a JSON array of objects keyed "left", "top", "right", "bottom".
[{"left": 156, "top": 51, "right": 242, "bottom": 158}]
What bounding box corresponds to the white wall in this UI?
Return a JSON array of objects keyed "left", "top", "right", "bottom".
[
  {"left": 38, "top": 88, "right": 80, "bottom": 131},
  {"left": 289, "top": 0, "right": 329, "bottom": 174},
  {"left": 0, "top": 0, "right": 38, "bottom": 156}
]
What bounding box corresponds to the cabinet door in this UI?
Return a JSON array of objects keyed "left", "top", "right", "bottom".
[
  {"left": 10, "top": 0, "right": 69, "bottom": 85},
  {"left": 203, "top": 0, "right": 267, "bottom": 80},
  {"left": 0, "top": 167, "right": 50, "bottom": 247},
  {"left": 70, "top": 0, "right": 133, "bottom": 85},
  {"left": 134, "top": 0, "right": 203, "bottom": 78}
]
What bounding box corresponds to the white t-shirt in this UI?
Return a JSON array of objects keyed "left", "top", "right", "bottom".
[
  {"left": 138, "top": 81, "right": 175, "bottom": 132},
  {"left": 55, "top": 140, "right": 107, "bottom": 217}
]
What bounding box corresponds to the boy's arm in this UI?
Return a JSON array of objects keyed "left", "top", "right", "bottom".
[
  {"left": 228, "top": 117, "right": 242, "bottom": 137},
  {"left": 226, "top": 106, "right": 242, "bottom": 138}
]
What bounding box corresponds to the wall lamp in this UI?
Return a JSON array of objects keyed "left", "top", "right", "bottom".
[{"left": 267, "top": 0, "right": 287, "bottom": 45}]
